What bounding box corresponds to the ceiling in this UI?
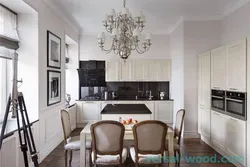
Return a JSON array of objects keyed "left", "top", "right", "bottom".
[{"left": 53, "top": 0, "right": 248, "bottom": 35}]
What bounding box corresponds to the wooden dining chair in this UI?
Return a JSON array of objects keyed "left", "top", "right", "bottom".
[
  {"left": 91, "top": 120, "right": 127, "bottom": 167},
  {"left": 165, "top": 109, "right": 185, "bottom": 167},
  {"left": 60, "top": 110, "right": 92, "bottom": 167},
  {"left": 130, "top": 120, "right": 168, "bottom": 167}
]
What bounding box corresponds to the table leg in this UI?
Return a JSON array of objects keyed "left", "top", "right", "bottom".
[
  {"left": 168, "top": 133, "right": 174, "bottom": 167},
  {"left": 80, "top": 133, "right": 86, "bottom": 167}
]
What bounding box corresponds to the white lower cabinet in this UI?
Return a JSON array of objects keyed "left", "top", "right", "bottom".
[
  {"left": 200, "top": 106, "right": 210, "bottom": 140},
  {"left": 77, "top": 101, "right": 100, "bottom": 123},
  {"left": 155, "top": 101, "right": 173, "bottom": 123},
  {"left": 211, "top": 110, "right": 226, "bottom": 150},
  {"left": 209, "top": 110, "right": 246, "bottom": 166},
  {"left": 226, "top": 117, "right": 246, "bottom": 166}
]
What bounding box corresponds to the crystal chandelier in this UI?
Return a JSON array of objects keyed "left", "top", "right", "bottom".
[{"left": 97, "top": 0, "right": 152, "bottom": 60}]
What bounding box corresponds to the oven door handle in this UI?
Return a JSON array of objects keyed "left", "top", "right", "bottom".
[
  {"left": 225, "top": 98, "right": 244, "bottom": 103},
  {"left": 211, "top": 95, "right": 224, "bottom": 99}
]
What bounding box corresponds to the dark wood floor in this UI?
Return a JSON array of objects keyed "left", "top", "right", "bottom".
[{"left": 40, "top": 129, "right": 235, "bottom": 167}]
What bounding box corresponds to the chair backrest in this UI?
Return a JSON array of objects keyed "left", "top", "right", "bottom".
[
  {"left": 60, "top": 110, "right": 72, "bottom": 144},
  {"left": 174, "top": 109, "right": 185, "bottom": 144},
  {"left": 91, "top": 121, "right": 125, "bottom": 156},
  {"left": 133, "top": 120, "right": 168, "bottom": 155}
]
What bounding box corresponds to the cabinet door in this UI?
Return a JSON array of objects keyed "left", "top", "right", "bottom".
[
  {"left": 120, "top": 60, "right": 133, "bottom": 81},
  {"left": 105, "top": 60, "right": 120, "bottom": 81},
  {"left": 226, "top": 39, "right": 247, "bottom": 92},
  {"left": 200, "top": 107, "right": 210, "bottom": 139},
  {"left": 134, "top": 60, "right": 149, "bottom": 81},
  {"left": 211, "top": 46, "right": 226, "bottom": 90},
  {"left": 199, "top": 51, "right": 211, "bottom": 108},
  {"left": 78, "top": 102, "right": 100, "bottom": 123},
  {"left": 226, "top": 116, "right": 246, "bottom": 165},
  {"left": 159, "top": 60, "right": 171, "bottom": 81},
  {"left": 155, "top": 101, "right": 173, "bottom": 123},
  {"left": 211, "top": 111, "right": 226, "bottom": 150},
  {"left": 148, "top": 60, "right": 160, "bottom": 81}
]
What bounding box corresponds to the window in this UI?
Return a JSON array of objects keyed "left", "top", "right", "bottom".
[{"left": 0, "top": 4, "right": 18, "bottom": 117}]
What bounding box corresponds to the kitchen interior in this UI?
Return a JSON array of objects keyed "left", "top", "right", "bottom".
[
  {"left": 2, "top": 0, "right": 250, "bottom": 167},
  {"left": 74, "top": 60, "right": 174, "bottom": 125}
]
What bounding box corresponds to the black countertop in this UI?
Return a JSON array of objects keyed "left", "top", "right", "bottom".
[
  {"left": 101, "top": 104, "right": 152, "bottom": 114},
  {"left": 76, "top": 98, "right": 174, "bottom": 102},
  {"left": 0, "top": 117, "right": 39, "bottom": 140}
]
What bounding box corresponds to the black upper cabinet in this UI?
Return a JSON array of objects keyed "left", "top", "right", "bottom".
[
  {"left": 78, "top": 61, "right": 106, "bottom": 87},
  {"left": 79, "top": 61, "right": 105, "bottom": 70}
]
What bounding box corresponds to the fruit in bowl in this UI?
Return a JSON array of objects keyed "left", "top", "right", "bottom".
[
  {"left": 122, "top": 120, "right": 126, "bottom": 125},
  {"left": 133, "top": 120, "right": 138, "bottom": 124},
  {"left": 126, "top": 120, "right": 130, "bottom": 125},
  {"left": 128, "top": 118, "right": 132, "bottom": 123}
]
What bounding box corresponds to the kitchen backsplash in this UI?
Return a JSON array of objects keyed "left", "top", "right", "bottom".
[{"left": 80, "top": 82, "right": 169, "bottom": 100}]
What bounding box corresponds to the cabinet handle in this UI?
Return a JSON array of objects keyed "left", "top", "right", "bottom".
[
  {"left": 84, "top": 101, "right": 94, "bottom": 103},
  {"left": 230, "top": 118, "right": 239, "bottom": 123},
  {"left": 213, "top": 87, "right": 220, "bottom": 89},
  {"left": 229, "top": 88, "right": 237, "bottom": 90},
  {"left": 211, "top": 95, "right": 224, "bottom": 99},
  {"left": 225, "top": 98, "right": 244, "bottom": 103}
]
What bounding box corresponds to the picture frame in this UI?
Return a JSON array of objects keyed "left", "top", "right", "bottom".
[
  {"left": 47, "top": 70, "right": 61, "bottom": 106},
  {"left": 47, "top": 31, "right": 61, "bottom": 69}
]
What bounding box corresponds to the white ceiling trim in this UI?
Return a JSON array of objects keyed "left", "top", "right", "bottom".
[
  {"left": 169, "top": 0, "right": 250, "bottom": 35},
  {"left": 43, "top": 0, "right": 82, "bottom": 35},
  {"left": 222, "top": 0, "right": 250, "bottom": 18}
]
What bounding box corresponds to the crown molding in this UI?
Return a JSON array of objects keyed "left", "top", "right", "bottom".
[
  {"left": 43, "top": 0, "right": 82, "bottom": 35},
  {"left": 222, "top": 0, "right": 250, "bottom": 18}
]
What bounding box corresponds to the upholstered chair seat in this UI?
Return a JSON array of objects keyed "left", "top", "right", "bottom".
[
  {"left": 91, "top": 121, "right": 127, "bottom": 166},
  {"left": 130, "top": 147, "right": 162, "bottom": 164},
  {"left": 165, "top": 109, "right": 185, "bottom": 167},
  {"left": 130, "top": 120, "right": 168, "bottom": 167},
  {"left": 91, "top": 148, "right": 127, "bottom": 165},
  {"left": 64, "top": 136, "right": 91, "bottom": 150},
  {"left": 61, "top": 109, "right": 92, "bottom": 167}
]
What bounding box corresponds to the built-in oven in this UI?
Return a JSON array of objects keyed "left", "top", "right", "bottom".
[
  {"left": 226, "top": 91, "right": 247, "bottom": 121},
  {"left": 211, "top": 89, "right": 226, "bottom": 113}
]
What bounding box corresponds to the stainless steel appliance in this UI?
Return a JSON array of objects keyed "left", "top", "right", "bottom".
[
  {"left": 226, "top": 91, "right": 247, "bottom": 121},
  {"left": 211, "top": 89, "right": 226, "bottom": 113}
]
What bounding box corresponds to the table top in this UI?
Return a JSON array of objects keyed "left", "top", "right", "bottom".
[
  {"left": 101, "top": 104, "right": 152, "bottom": 114},
  {"left": 81, "top": 121, "right": 173, "bottom": 135}
]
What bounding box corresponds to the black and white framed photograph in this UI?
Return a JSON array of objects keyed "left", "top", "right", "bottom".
[
  {"left": 47, "top": 31, "right": 61, "bottom": 69},
  {"left": 47, "top": 70, "right": 61, "bottom": 106}
]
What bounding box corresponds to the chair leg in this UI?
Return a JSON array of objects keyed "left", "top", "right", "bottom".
[
  {"left": 65, "top": 150, "right": 68, "bottom": 167},
  {"left": 177, "top": 149, "right": 181, "bottom": 167},
  {"left": 89, "top": 149, "right": 92, "bottom": 167},
  {"left": 69, "top": 150, "right": 73, "bottom": 166}
]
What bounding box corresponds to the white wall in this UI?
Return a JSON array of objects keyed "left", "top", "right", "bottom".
[
  {"left": 220, "top": 2, "right": 250, "bottom": 45},
  {"left": 21, "top": 0, "right": 80, "bottom": 162},
  {"left": 17, "top": 13, "right": 39, "bottom": 119},
  {"left": 66, "top": 44, "right": 79, "bottom": 103},
  {"left": 170, "top": 23, "right": 184, "bottom": 117},
  {"left": 80, "top": 34, "right": 170, "bottom": 60},
  {"left": 183, "top": 21, "right": 220, "bottom": 137}
]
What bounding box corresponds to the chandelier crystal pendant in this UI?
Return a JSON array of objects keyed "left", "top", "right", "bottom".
[{"left": 97, "top": 0, "right": 152, "bottom": 60}]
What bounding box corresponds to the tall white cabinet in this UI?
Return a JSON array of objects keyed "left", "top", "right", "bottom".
[
  {"left": 198, "top": 51, "right": 211, "bottom": 139},
  {"left": 211, "top": 46, "right": 226, "bottom": 90},
  {"left": 198, "top": 38, "right": 248, "bottom": 167},
  {"left": 226, "top": 39, "right": 247, "bottom": 92}
]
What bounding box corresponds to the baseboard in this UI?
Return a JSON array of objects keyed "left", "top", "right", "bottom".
[{"left": 183, "top": 132, "right": 200, "bottom": 138}]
